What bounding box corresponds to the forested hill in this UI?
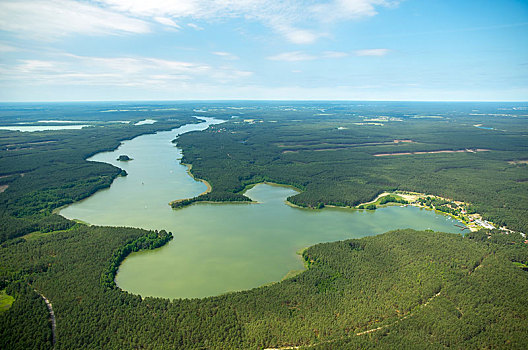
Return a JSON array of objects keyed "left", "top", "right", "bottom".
[
  {"left": 176, "top": 103, "right": 528, "bottom": 233},
  {"left": 1, "top": 227, "right": 527, "bottom": 349}
]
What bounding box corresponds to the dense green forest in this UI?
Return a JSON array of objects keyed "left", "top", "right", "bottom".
[
  {"left": 1, "top": 102, "right": 527, "bottom": 349},
  {"left": 176, "top": 103, "right": 528, "bottom": 233},
  {"left": 1, "top": 226, "right": 527, "bottom": 349}
]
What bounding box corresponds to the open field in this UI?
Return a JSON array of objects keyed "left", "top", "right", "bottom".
[{"left": 0, "top": 290, "right": 14, "bottom": 312}]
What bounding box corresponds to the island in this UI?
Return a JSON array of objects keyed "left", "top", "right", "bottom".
[{"left": 116, "top": 155, "right": 132, "bottom": 161}]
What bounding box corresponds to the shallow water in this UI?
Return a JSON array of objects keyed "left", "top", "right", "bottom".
[{"left": 61, "top": 117, "right": 466, "bottom": 299}]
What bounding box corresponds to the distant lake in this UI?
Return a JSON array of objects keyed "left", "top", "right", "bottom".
[
  {"left": 0, "top": 125, "right": 92, "bottom": 132},
  {"left": 475, "top": 126, "right": 494, "bottom": 130},
  {"left": 61, "top": 117, "right": 466, "bottom": 299},
  {"left": 134, "top": 119, "right": 157, "bottom": 125}
]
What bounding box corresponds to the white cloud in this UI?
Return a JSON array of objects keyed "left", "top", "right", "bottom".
[
  {"left": 209, "top": 69, "right": 253, "bottom": 83},
  {"left": 187, "top": 23, "right": 204, "bottom": 31},
  {"left": 154, "top": 17, "right": 181, "bottom": 28},
  {"left": 273, "top": 24, "right": 322, "bottom": 45},
  {"left": 18, "top": 60, "right": 60, "bottom": 72},
  {"left": 310, "top": 0, "right": 391, "bottom": 22},
  {"left": 268, "top": 51, "right": 317, "bottom": 62},
  {"left": 355, "top": 48, "right": 390, "bottom": 56},
  {"left": 0, "top": 42, "right": 18, "bottom": 52},
  {"left": 141, "top": 1, "right": 396, "bottom": 43},
  {"left": 323, "top": 51, "right": 349, "bottom": 58},
  {"left": 0, "top": 54, "right": 252, "bottom": 88},
  {"left": 0, "top": 0, "right": 397, "bottom": 43},
  {"left": 0, "top": 0, "right": 150, "bottom": 40},
  {"left": 268, "top": 50, "right": 349, "bottom": 61},
  {"left": 212, "top": 52, "right": 239, "bottom": 60}
]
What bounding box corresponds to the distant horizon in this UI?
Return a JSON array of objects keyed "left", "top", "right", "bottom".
[{"left": 1, "top": 99, "right": 527, "bottom": 104}]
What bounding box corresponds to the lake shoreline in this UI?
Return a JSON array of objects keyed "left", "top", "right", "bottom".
[
  {"left": 168, "top": 176, "right": 479, "bottom": 233},
  {"left": 58, "top": 117, "right": 478, "bottom": 299},
  {"left": 353, "top": 190, "right": 515, "bottom": 234},
  {"left": 168, "top": 163, "right": 212, "bottom": 206}
]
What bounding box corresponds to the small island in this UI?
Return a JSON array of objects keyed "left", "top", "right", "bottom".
[{"left": 116, "top": 155, "right": 132, "bottom": 161}]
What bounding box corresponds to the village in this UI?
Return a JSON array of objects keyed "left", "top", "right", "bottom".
[{"left": 396, "top": 191, "right": 525, "bottom": 238}]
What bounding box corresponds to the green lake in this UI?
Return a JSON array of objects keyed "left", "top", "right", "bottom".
[{"left": 61, "top": 118, "right": 466, "bottom": 299}]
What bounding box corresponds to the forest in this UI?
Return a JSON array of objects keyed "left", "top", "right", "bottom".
[
  {"left": 1, "top": 101, "right": 527, "bottom": 349},
  {"left": 176, "top": 103, "right": 528, "bottom": 233},
  {"left": 1, "top": 225, "right": 527, "bottom": 349}
]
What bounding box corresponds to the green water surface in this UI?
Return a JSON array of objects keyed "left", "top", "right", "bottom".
[{"left": 61, "top": 118, "right": 466, "bottom": 299}]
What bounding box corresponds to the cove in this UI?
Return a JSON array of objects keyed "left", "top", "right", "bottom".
[{"left": 61, "top": 117, "right": 466, "bottom": 299}]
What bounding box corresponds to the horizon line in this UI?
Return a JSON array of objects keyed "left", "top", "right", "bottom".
[{"left": 1, "top": 99, "right": 527, "bottom": 104}]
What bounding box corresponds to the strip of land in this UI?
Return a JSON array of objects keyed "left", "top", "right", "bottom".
[
  {"left": 35, "top": 290, "right": 56, "bottom": 347},
  {"left": 374, "top": 148, "right": 490, "bottom": 157},
  {"left": 279, "top": 140, "right": 416, "bottom": 153}
]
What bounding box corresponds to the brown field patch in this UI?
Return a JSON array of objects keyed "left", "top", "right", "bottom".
[{"left": 374, "top": 149, "right": 490, "bottom": 157}]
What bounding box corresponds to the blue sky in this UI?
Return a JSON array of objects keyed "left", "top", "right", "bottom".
[{"left": 0, "top": 0, "right": 527, "bottom": 101}]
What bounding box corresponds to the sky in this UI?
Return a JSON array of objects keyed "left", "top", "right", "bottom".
[{"left": 0, "top": 0, "right": 527, "bottom": 102}]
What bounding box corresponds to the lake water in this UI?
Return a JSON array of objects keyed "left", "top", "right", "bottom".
[
  {"left": 0, "top": 125, "right": 92, "bottom": 132},
  {"left": 134, "top": 119, "right": 157, "bottom": 125},
  {"left": 475, "top": 125, "right": 494, "bottom": 130},
  {"left": 61, "top": 117, "right": 466, "bottom": 299}
]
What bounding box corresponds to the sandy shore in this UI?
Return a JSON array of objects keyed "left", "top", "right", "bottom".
[{"left": 183, "top": 163, "right": 212, "bottom": 196}]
